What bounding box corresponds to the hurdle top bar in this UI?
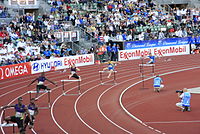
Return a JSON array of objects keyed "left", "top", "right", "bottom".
[
  {"left": 27, "top": 90, "right": 52, "bottom": 93},
  {"left": 0, "top": 123, "right": 18, "bottom": 127},
  {"left": 99, "top": 71, "right": 117, "bottom": 73},
  {"left": 139, "top": 64, "right": 155, "bottom": 67},
  {"left": 61, "top": 79, "right": 81, "bottom": 82}
]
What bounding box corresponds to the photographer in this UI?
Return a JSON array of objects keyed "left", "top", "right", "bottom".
[{"left": 176, "top": 88, "right": 191, "bottom": 112}]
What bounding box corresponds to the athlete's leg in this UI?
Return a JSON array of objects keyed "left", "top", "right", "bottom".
[
  {"left": 103, "top": 67, "right": 108, "bottom": 71},
  {"left": 44, "top": 85, "right": 51, "bottom": 91},
  {"left": 69, "top": 74, "right": 73, "bottom": 79},
  {"left": 4, "top": 116, "right": 12, "bottom": 124},
  {"left": 147, "top": 59, "right": 153, "bottom": 64},
  {"left": 28, "top": 116, "right": 35, "bottom": 129},
  {"left": 107, "top": 70, "right": 113, "bottom": 78},
  {"left": 35, "top": 85, "right": 40, "bottom": 99},
  {"left": 154, "top": 87, "right": 160, "bottom": 92},
  {"left": 17, "top": 118, "right": 25, "bottom": 134},
  {"left": 176, "top": 102, "right": 184, "bottom": 111}
]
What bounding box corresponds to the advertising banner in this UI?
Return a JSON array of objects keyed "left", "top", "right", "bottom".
[
  {"left": 0, "top": 62, "right": 31, "bottom": 80},
  {"left": 119, "top": 45, "right": 190, "bottom": 61},
  {"left": 124, "top": 37, "right": 190, "bottom": 50},
  {"left": 31, "top": 54, "right": 94, "bottom": 74}
]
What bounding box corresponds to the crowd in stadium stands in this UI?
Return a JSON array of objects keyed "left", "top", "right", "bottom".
[
  {"left": 73, "top": 0, "right": 200, "bottom": 41},
  {"left": 0, "top": 5, "right": 10, "bottom": 18},
  {"left": 0, "top": 0, "right": 200, "bottom": 66}
]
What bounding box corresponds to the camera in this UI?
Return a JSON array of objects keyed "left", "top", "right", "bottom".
[{"left": 176, "top": 90, "right": 183, "bottom": 93}]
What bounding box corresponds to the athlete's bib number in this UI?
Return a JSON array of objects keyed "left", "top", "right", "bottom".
[
  {"left": 28, "top": 109, "right": 35, "bottom": 116},
  {"left": 15, "top": 112, "right": 23, "bottom": 118},
  {"left": 71, "top": 71, "right": 76, "bottom": 74},
  {"left": 38, "top": 81, "right": 44, "bottom": 85}
]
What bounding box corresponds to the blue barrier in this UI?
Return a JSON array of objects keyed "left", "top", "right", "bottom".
[{"left": 124, "top": 37, "right": 200, "bottom": 50}]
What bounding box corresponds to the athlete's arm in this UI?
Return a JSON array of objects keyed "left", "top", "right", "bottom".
[
  {"left": 76, "top": 68, "right": 80, "bottom": 71},
  {"left": 0, "top": 104, "right": 15, "bottom": 111},
  {"left": 34, "top": 107, "right": 39, "bottom": 116},
  {"left": 46, "top": 78, "right": 57, "bottom": 86},
  {"left": 28, "top": 78, "right": 38, "bottom": 86},
  {"left": 25, "top": 107, "right": 33, "bottom": 122}
]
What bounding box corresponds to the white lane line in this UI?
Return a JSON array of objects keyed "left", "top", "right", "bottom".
[
  {"left": 1, "top": 58, "right": 198, "bottom": 133},
  {"left": 96, "top": 64, "right": 200, "bottom": 133},
  {"left": 0, "top": 63, "right": 137, "bottom": 98},
  {"left": 119, "top": 66, "right": 200, "bottom": 134},
  {"left": 144, "top": 120, "right": 200, "bottom": 124},
  {"left": 0, "top": 57, "right": 198, "bottom": 98},
  {"left": 51, "top": 79, "right": 102, "bottom": 134},
  {"left": 0, "top": 64, "right": 139, "bottom": 134},
  {"left": 97, "top": 76, "right": 142, "bottom": 134},
  {"left": 0, "top": 92, "right": 28, "bottom": 134},
  {"left": 74, "top": 72, "right": 141, "bottom": 134},
  {"left": 75, "top": 64, "right": 200, "bottom": 134},
  {"left": 51, "top": 67, "right": 143, "bottom": 134}
]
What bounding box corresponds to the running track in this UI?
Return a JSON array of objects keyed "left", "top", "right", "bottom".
[{"left": 0, "top": 54, "right": 200, "bottom": 134}]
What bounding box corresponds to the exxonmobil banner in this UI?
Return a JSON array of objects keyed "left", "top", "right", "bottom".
[
  {"left": 0, "top": 62, "right": 31, "bottom": 80},
  {"left": 31, "top": 54, "right": 94, "bottom": 74},
  {"left": 119, "top": 45, "right": 190, "bottom": 61}
]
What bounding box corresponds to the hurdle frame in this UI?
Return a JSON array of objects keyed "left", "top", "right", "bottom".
[
  {"left": 61, "top": 79, "right": 81, "bottom": 96},
  {"left": 139, "top": 64, "right": 155, "bottom": 89},
  {"left": 99, "top": 71, "right": 117, "bottom": 85},
  {"left": 1, "top": 109, "right": 17, "bottom": 134},
  {"left": 27, "top": 90, "right": 51, "bottom": 109}
]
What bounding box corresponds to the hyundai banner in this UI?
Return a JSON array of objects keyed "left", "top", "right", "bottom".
[{"left": 31, "top": 54, "right": 94, "bottom": 74}]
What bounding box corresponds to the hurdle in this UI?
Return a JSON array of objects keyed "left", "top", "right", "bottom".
[
  {"left": 27, "top": 90, "right": 51, "bottom": 109},
  {"left": 139, "top": 64, "right": 155, "bottom": 89},
  {"left": 0, "top": 122, "right": 17, "bottom": 134},
  {"left": 99, "top": 71, "right": 117, "bottom": 85},
  {"left": 1, "top": 109, "right": 17, "bottom": 134},
  {"left": 61, "top": 79, "right": 81, "bottom": 96},
  {"left": 139, "top": 64, "right": 155, "bottom": 76}
]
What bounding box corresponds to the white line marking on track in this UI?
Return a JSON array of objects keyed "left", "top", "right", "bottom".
[
  {"left": 0, "top": 65, "right": 136, "bottom": 134},
  {"left": 50, "top": 66, "right": 146, "bottom": 133},
  {"left": 71, "top": 63, "right": 200, "bottom": 133},
  {"left": 144, "top": 120, "right": 200, "bottom": 124},
  {"left": 1, "top": 57, "right": 200, "bottom": 133},
  {"left": 0, "top": 92, "right": 29, "bottom": 134},
  {"left": 51, "top": 79, "right": 102, "bottom": 134},
  {"left": 97, "top": 76, "right": 142, "bottom": 134},
  {"left": 119, "top": 66, "right": 200, "bottom": 134}
]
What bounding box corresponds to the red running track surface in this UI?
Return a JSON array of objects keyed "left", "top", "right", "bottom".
[{"left": 0, "top": 54, "right": 200, "bottom": 134}]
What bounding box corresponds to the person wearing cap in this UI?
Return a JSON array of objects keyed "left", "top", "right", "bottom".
[
  {"left": 24, "top": 98, "right": 38, "bottom": 130},
  {"left": 28, "top": 72, "right": 57, "bottom": 100},
  {"left": 153, "top": 75, "right": 164, "bottom": 92},
  {"left": 176, "top": 88, "right": 191, "bottom": 112},
  {"left": 0, "top": 97, "right": 31, "bottom": 134}
]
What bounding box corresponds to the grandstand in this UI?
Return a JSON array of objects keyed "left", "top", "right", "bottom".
[
  {"left": 0, "top": 0, "right": 200, "bottom": 134},
  {"left": 0, "top": 0, "right": 199, "bottom": 66}
]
